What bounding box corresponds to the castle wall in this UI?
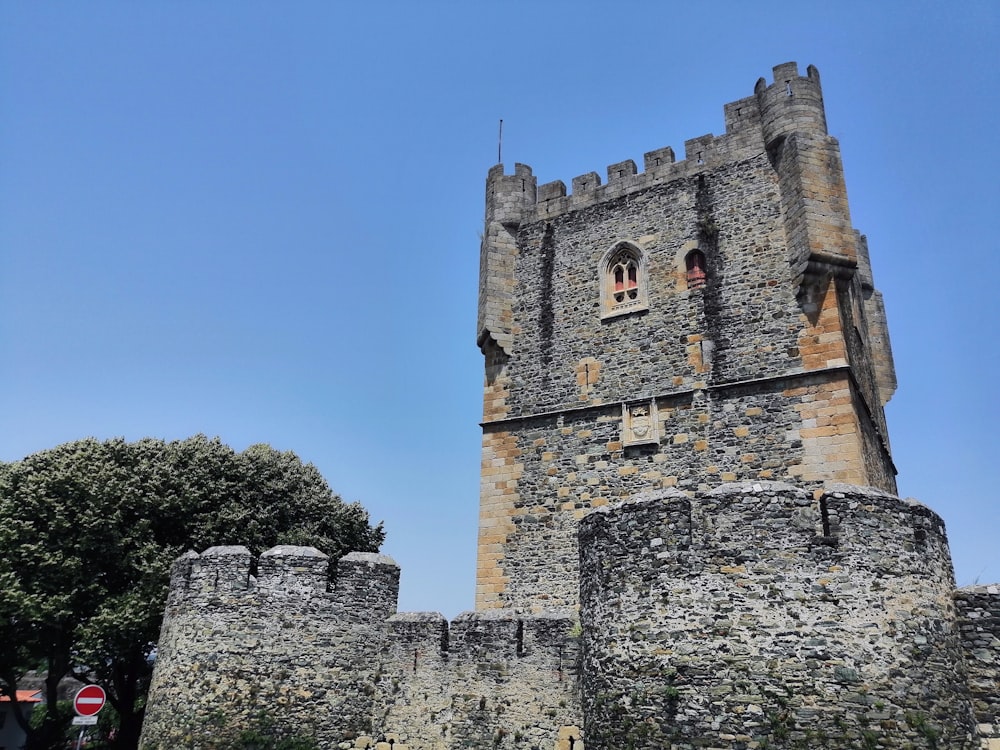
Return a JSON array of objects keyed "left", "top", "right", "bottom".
[
  {"left": 475, "top": 62, "right": 898, "bottom": 612},
  {"left": 477, "top": 374, "right": 885, "bottom": 611},
  {"left": 578, "top": 482, "right": 976, "bottom": 749},
  {"left": 955, "top": 585, "right": 1000, "bottom": 747},
  {"left": 141, "top": 546, "right": 401, "bottom": 749},
  {"left": 141, "top": 547, "right": 581, "bottom": 750},
  {"left": 376, "top": 611, "right": 581, "bottom": 749}
]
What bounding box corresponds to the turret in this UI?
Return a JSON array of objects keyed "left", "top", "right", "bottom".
[
  {"left": 479, "top": 163, "right": 535, "bottom": 361},
  {"left": 485, "top": 162, "right": 536, "bottom": 227},
  {"left": 754, "top": 61, "right": 828, "bottom": 149}
]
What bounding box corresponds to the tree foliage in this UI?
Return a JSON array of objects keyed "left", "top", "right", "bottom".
[{"left": 0, "top": 436, "right": 384, "bottom": 750}]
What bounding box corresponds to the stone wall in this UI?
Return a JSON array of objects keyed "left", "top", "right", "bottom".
[
  {"left": 475, "top": 62, "right": 897, "bottom": 612},
  {"left": 578, "top": 482, "right": 976, "bottom": 749},
  {"left": 141, "top": 546, "right": 400, "bottom": 749},
  {"left": 955, "top": 585, "right": 1000, "bottom": 748},
  {"left": 477, "top": 374, "right": 891, "bottom": 612},
  {"left": 376, "top": 610, "right": 581, "bottom": 750},
  {"left": 140, "top": 548, "right": 581, "bottom": 750}
]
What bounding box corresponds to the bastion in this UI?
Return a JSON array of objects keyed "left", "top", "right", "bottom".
[{"left": 141, "top": 63, "right": 999, "bottom": 750}]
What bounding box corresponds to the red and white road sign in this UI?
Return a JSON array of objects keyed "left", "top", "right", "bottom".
[{"left": 73, "top": 685, "right": 106, "bottom": 717}]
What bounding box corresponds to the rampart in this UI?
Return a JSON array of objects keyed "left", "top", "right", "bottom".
[
  {"left": 140, "top": 547, "right": 581, "bottom": 750},
  {"left": 578, "top": 482, "right": 978, "bottom": 748},
  {"left": 141, "top": 63, "right": 997, "bottom": 750}
]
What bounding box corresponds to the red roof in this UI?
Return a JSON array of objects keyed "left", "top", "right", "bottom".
[{"left": 0, "top": 690, "right": 43, "bottom": 703}]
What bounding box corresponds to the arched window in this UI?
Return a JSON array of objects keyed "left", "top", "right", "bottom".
[
  {"left": 611, "top": 253, "right": 639, "bottom": 303},
  {"left": 600, "top": 242, "right": 648, "bottom": 319},
  {"left": 685, "top": 250, "right": 707, "bottom": 289}
]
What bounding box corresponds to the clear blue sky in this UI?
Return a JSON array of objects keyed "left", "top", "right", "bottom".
[{"left": 1, "top": 2, "right": 996, "bottom": 617}]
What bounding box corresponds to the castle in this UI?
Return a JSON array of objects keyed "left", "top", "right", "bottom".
[{"left": 140, "top": 63, "right": 999, "bottom": 749}]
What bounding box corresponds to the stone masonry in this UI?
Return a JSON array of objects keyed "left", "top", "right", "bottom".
[
  {"left": 141, "top": 64, "right": 998, "bottom": 750},
  {"left": 475, "top": 62, "right": 896, "bottom": 613},
  {"left": 580, "top": 483, "right": 975, "bottom": 748}
]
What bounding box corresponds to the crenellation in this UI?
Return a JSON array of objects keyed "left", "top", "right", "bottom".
[
  {"left": 165, "top": 549, "right": 199, "bottom": 606},
  {"left": 142, "top": 63, "right": 997, "bottom": 750},
  {"left": 605, "top": 158, "right": 637, "bottom": 183},
  {"left": 386, "top": 611, "right": 449, "bottom": 657},
  {"left": 684, "top": 132, "right": 716, "bottom": 164},
  {"left": 723, "top": 94, "right": 760, "bottom": 134},
  {"left": 449, "top": 609, "right": 522, "bottom": 660},
  {"left": 485, "top": 162, "right": 536, "bottom": 227},
  {"left": 331, "top": 551, "right": 401, "bottom": 623},
  {"left": 193, "top": 545, "right": 252, "bottom": 594},
  {"left": 537, "top": 179, "right": 567, "bottom": 202},
  {"left": 570, "top": 171, "right": 601, "bottom": 196}
]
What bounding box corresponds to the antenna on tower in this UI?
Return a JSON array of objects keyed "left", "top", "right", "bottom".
[{"left": 498, "top": 119, "right": 503, "bottom": 164}]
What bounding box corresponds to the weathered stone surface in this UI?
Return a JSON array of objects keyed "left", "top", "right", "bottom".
[
  {"left": 476, "top": 62, "right": 896, "bottom": 614},
  {"left": 955, "top": 584, "right": 1000, "bottom": 747},
  {"left": 141, "top": 549, "right": 579, "bottom": 750},
  {"left": 141, "top": 63, "right": 997, "bottom": 750},
  {"left": 579, "top": 483, "right": 978, "bottom": 748}
]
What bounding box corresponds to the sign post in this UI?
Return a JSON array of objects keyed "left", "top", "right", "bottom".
[{"left": 72, "top": 685, "right": 106, "bottom": 750}]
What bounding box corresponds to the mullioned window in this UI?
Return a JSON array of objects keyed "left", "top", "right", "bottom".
[{"left": 600, "top": 241, "right": 649, "bottom": 319}]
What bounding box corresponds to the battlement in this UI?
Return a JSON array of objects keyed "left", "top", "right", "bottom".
[
  {"left": 378, "top": 609, "right": 581, "bottom": 749},
  {"left": 754, "top": 61, "right": 827, "bottom": 147},
  {"left": 483, "top": 62, "right": 832, "bottom": 226},
  {"left": 165, "top": 545, "right": 400, "bottom": 615},
  {"left": 385, "top": 609, "right": 575, "bottom": 661},
  {"left": 579, "top": 481, "right": 950, "bottom": 566}
]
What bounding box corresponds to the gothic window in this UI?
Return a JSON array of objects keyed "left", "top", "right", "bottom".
[
  {"left": 685, "top": 249, "right": 707, "bottom": 289},
  {"left": 600, "top": 242, "right": 649, "bottom": 319},
  {"left": 612, "top": 254, "right": 639, "bottom": 303}
]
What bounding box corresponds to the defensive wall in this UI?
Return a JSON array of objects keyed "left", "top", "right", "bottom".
[
  {"left": 141, "top": 63, "right": 999, "bottom": 750},
  {"left": 579, "top": 482, "right": 982, "bottom": 748},
  {"left": 142, "top": 484, "right": 1000, "bottom": 749},
  {"left": 140, "top": 546, "right": 581, "bottom": 750},
  {"left": 956, "top": 585, "right": 1000, "bottom": 746}
]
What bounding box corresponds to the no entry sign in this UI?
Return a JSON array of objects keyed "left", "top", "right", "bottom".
[{"left": 73, "top": 685, "right": 106, "bottom": 717}]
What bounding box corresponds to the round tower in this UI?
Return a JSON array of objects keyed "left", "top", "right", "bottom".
[
  {"left": 754, "top": 61, "right": 827, "bottom": 149},
  {"left": 578, "top": 483, "right": 976, "bottom": 749}
]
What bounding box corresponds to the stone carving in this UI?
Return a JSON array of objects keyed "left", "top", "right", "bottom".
[{"left": 621, "top": 401, "right": 658, "bottom": 447}]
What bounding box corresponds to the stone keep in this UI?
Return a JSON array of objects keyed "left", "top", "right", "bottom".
[
  {"left": 475, "top": 61, "right": 896, "bottom": 613},
  {"left": 141, "top": 63, "right": 999, "bottom": 750}
]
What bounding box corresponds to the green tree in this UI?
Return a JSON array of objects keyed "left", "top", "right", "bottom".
[{"left": 0, "top": 436, "right": 383, "bottom": 750}]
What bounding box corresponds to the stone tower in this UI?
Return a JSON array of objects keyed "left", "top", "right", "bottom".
[
  {"left": 141, "top": 63, "right": 998, "bottom": 750},
  {"left": 476, "top": 62, "right": 897, "bottom": 613}
]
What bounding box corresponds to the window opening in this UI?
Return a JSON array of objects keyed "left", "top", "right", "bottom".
[
  {"left": 611, "top": 254, "right": 639, "bottom": 303},
  {"left": 685, "top": 250, "right": 707, "bottom": 289},
  {"left": 600, "top": 242, "right": 648, "bottom": 319}
]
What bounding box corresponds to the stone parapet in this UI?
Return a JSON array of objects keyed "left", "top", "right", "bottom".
[{"left": 375, "top": 609, "right": 581, "bottom": 749}]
